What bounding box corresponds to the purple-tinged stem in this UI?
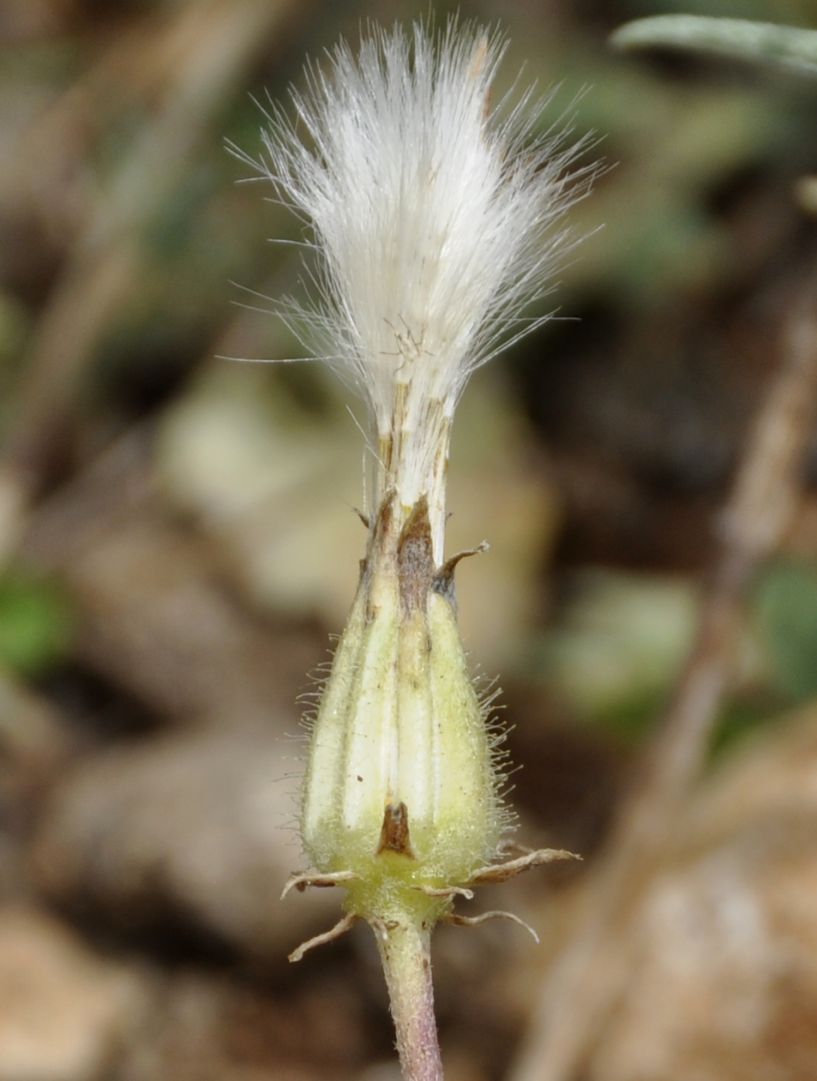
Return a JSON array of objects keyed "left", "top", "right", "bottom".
[{"left": 375, "top": 918, "right": 444, "bottom": 1081}]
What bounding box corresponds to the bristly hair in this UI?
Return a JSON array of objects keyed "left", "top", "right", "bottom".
[{"left": 230, "top": 17, "right": 595, "bottom": 557}]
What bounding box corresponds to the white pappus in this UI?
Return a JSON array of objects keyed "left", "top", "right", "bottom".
[{"left": 232, "top": 18, "right": 594, "bottom": 562}]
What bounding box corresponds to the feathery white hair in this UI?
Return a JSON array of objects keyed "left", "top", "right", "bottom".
[{"left": 236, "top": 19, "right": 592, "bottom": 558}]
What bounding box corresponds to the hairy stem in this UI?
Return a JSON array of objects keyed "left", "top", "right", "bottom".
[{"left": 375, "top": 917, "right": 444, "bottom": 1081}]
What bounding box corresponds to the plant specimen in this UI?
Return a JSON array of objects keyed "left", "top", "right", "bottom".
[{"left": 234, "top": 19, "right": 593, "bottom": 1080}]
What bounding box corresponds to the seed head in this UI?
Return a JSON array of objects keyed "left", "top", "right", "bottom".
[
  {"left": 238, "top": 19, "right": 592, "bottom": 558},
  {"left": 243, "top": 18, "right": 591, "bottom": 946}
]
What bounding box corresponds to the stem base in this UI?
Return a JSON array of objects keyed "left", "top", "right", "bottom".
[{"left": 375, "top": 917, "right": 444, "bottom": 1081}]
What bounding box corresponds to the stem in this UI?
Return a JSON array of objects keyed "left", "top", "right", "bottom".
[
  {"left": 374, "top": 918, "right": 444, "bottom": 1081},
  {"left": 509, "top": 273, "right": 817, "bottom": 1081}
]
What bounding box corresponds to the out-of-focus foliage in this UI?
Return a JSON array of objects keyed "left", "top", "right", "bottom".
[
  {"left": 0, "top": 574, "right": 71, "bottom": 676},
  {"left": 755, "top": 559, "right": 817, "bottom": 700},
  {"left": 531, "top": 571, "right": 698, "bottom": 734},
  {"left": 2, "top": 0, "right": 817, "bottom": 1078},
  {"left": 612, "top": 14, "right": 817, "bottom": 76}
]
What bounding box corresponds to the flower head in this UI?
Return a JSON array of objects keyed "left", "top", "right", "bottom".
[
  {"left": 252, "top": 20, "right": 589, "bottom": 971},
  {"left": 242, "top": 19, "right": 591, "bottom": 559}
]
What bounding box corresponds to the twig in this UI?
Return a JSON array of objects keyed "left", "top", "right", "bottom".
[
  {"left": 0, "top": 0, "right": 309, "bottom": 549},
  {"left": 509, "top": 272, "right": 817, "bottom": 1081}
]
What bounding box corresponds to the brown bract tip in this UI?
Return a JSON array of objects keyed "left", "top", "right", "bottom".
[
  {"left": 397, "top": 497, "right": 435, "bottom": 613},
  {"left": 377, "top": 801, "right": 416, "bottom": 858}
]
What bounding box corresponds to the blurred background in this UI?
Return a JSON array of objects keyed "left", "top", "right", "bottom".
[{"left": 2, "top": 1, "right": 817, "bottom": 1079}]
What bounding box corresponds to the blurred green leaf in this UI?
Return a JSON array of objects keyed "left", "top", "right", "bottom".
[
  {"left": 611, "top": 15, "right": 817, "bottom": 78},
  {"left": 0, "top": 575, "right": 72, "bottom": 677},
  {"left": 531, "top": 570, "right": 698, "bottom": 738},
  {"left": 536, "top": 38, "right": 801, "bottom": 308},
  {"left": 754, "top": 560, "right": 817, "bottom": 700},
  {"left": 711, "top": 694, "right": 788, "bottom": 756}
]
